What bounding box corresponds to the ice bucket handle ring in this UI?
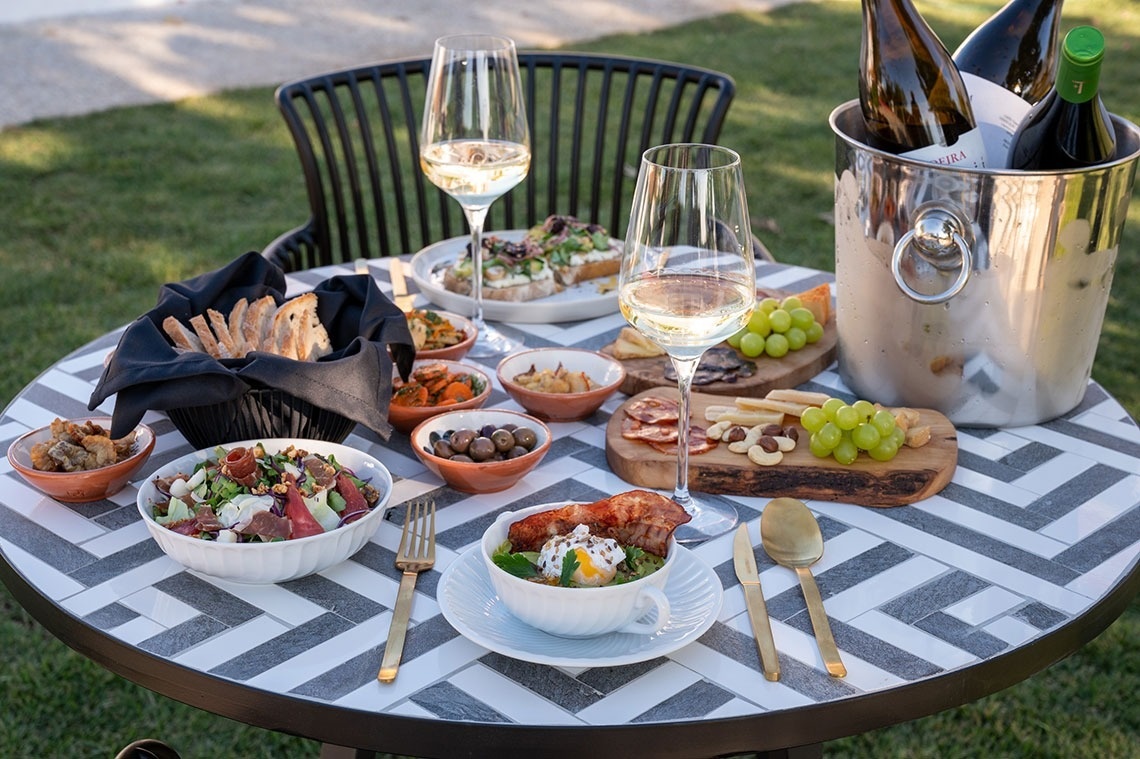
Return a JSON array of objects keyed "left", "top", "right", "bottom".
[{"left": 891, "top": 205, "right": 972, "bottom": 305}]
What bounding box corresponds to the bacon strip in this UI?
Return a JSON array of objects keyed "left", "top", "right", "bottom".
[{"left": 506, "top": 490, "right": 691, "bottom": 557}]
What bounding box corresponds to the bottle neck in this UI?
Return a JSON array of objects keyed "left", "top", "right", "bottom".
[{"left": 1055, "top": 26, "right": 1104, "bottom": 104}]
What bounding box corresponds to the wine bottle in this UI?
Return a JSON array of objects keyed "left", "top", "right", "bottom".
[
  {"left": 859, "top": 0, "right": 986, "bottom": 167},
  {"left": 954, "top": 0, "right": 1064, "bottom": 104},
  {"left": 1009, "top": 25, "right": 1117, "bottom": 170}
]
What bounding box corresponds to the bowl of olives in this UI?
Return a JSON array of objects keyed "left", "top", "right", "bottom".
[{"left": 409, "top": 409, "right": 552, "bottom": 494}]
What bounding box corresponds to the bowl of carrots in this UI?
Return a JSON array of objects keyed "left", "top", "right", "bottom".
[{"left": 388, "top": 359, "right": 492, "bottom": 435}]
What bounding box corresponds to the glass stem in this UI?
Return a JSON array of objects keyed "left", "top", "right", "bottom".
[
  {"left": 464, "top": 206, "right": 490, "bottom": 333},
  {"left": 670, "top": 354, "right": 701, "bottom": 510}
]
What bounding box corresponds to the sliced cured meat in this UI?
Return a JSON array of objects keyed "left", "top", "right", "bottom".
[
  {"left": 664, "top": 347, "right": 756, "bottom": 385},
  {"left": 507, "top": 490, "right": 691, "bottom": 557},
  {"left": 644, "top": 425, "right": 718, "bottom": 456},
  {"left": 620, "top": 416, "right": 678, "bottom": 443},
  {"left": 624, "top": 395, "right": 679, "bottom": 424}
]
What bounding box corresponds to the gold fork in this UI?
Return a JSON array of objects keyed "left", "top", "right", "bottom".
[{"left": 378, "top": 498, "right": 436, "bottom": 683}]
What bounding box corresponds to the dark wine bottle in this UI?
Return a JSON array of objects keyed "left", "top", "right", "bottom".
[
  {"left": 954, "top": 0, "right": 1064, "bottom": 105},
  {"left": 1009, "top": 25, "right": 1117, "bottom": 170},
  {"left": 859, "top": 0, "right": 986, "bottom": 167}
]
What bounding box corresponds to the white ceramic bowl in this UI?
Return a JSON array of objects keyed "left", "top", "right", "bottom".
[
  {"left": 480, "top": 501, "right": 676, "bottom": 637},
  {"left": 496, "top": 347, "right": 625, "bottom": 422},
  {"left": 136, "top": 438, "right": 393, "bottom": 583}
]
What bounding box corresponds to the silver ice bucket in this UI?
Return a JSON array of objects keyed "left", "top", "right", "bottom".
[{"left": 830, "top": 100, "right": 1140, "bottom": 426}]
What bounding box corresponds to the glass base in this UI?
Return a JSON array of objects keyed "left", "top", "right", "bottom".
[
  {"left": 468, "top": 323, "right": 523, "bottom": 358},
  {"left": 672, "top": 496, "right": 739, "bottom": 544}
]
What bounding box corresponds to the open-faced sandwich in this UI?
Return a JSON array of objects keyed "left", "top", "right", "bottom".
[
  {"left": 442, "top": 235, "right": 558, "bottom": 302},
  {"left": 528, "top": 214, "right": 621, "bottom": 287},
  {"left": 441, "top": 214, "right": 618, "bottom": 302}
]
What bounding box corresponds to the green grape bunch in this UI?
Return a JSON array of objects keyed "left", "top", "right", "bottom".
[
  {"left": 799, "top": 396, "right": 906, "bottom": 464},
  {"left": 727, "top": 295, "right": 824, "bottom": 359}
]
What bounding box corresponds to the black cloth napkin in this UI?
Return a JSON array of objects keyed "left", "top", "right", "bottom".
[{"left": 89, "top": 252, "right": 415, "bottom": 441}]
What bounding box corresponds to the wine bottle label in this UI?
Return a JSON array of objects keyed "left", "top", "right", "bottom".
[
  {"left": 961, "top": 73, "right": 1032, "bottom": 169},
  {"left": 899, "top": 126, "right": 988, "bottom": 169}
]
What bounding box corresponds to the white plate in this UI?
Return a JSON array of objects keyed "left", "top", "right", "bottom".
[
  {"left": 437, "top": 542, "right": 723, "bottom": 667},
  {"left": 409, "top": 230, "right": 621, "bottom": 323}
]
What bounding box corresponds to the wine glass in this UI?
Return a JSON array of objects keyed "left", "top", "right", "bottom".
[
  {"left": 421, "top": 34, "right": 531, "bottom": 357},
  {"left": 620, "top": 144, "right": 755, "bottom": 543}
]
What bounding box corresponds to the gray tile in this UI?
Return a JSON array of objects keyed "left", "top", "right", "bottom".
[
  {"left": 154, "top": 572, "right": 262, "bottom": 627},
  {"left": 1027, "top": 463, "right": 1129, "bottom": 523},
  {"left": 411, "top": 680, "right": 511, "bottom": 723},
  {"left": 481, "top": 652, "right": 606, "bottom": 712},
  {"left": 915, "top": 611, "right": 1008, "bottom": 658},
  {"left": 209, "top": 612, "right": 353, "bottom": 680},
  {"left": 936, "top": 482, "right": 1049, "bottom": 531},
  {"left": 632, "top": 680, "right": 734, "bottom": 722},
  {"left": 1014, "top": 602, "right": 1067, "bottom": 631},
  {"left": 84, "top": 602, "right": 140, "bottom": 630},
  {"left": 999, "top": 442, "right": 1063, "bottom": 473},
  {"left": 880, "top": 571, "right": 988, "bottom": 624},
  {"left": 69, "top": 539, "right": 168, "bottom": 587},
  {"left": 279, "top": 574, "right": 386, "bottom": 623},
  {"left": 139, "top": 614, "right": 229, "bottom": 657},
  {"left": 1053, "top": 505, "right": 1140, "bottom": 574},
  {"left": 0, "top": 501, "right": 97, "bottom": 575}
]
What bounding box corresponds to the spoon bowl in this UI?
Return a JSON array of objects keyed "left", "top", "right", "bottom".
[{"left": 760, "top": 497, "right": 846, "bottom": 677}]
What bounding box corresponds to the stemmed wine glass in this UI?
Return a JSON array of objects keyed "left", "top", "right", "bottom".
[
  {"left": 421, "top": 34, "right": 531, "bottom": 357},
  {"left": 620, "top": 144, "right": 755, "bottom": 543}
]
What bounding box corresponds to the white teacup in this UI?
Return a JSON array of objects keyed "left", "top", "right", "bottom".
[{"left": 481, "top": 502, "right": 675, "bottom": 638}]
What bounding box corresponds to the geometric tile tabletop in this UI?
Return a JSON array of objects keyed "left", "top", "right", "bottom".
[{"left": 2, "top": 259, "right": 1138, "bottom": 757}]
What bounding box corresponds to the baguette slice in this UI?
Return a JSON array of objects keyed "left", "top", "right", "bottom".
[
  {"left": 242, "top": 295, "right": 277, "bottom": 354},
  {"left": 551, "top": 255, "right": 621, "bottom": 286},
  {"left": 270, "top": 292, "right": 319, "bottom": 359},
  {"left": 189, "top": 314, "right": 226, "bottom": 359},
  {"left": 227, "top": 297, "right": 249, "bottom": 354},
  {"left": 207, "top": 308, "right": 240, "bottom": 358},
  {"left": 443, "top": 267, "right": 558, "bottom": 302},
  {"left": 162, "top": 316, "right": 205, "bottom": 353}
]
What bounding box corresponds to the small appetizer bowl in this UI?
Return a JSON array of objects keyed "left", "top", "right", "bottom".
[
  {"left": 408, "top": 309, "right": 478, "bottom": 362},
  {"left": 135, "top": 438, "right": 393, "bottom": 584},
  {"left": 7, "top": 417, "right": 156, "bottom": 503},
  {"left": 480, "top": 501, "right": 677, "bottom": 637},
  {"left": 388, "top": 358, "right": 493, "bottom": 435},
  {"left": 410, "top": 408, "right": 551, "bottom": 494},
  {"left": 496, "top": 347, "right": 625, "bottom": 423}
]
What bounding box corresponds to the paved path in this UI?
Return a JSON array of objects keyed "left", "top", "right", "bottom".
[{"left": 0, "top": 0, "right": 790, "bottom": 129}]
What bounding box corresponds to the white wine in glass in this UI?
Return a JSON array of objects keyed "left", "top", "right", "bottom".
[
  {"left": 421, "top": 34, "right": 531, "bottom": 357},
  {"left": 620, "top": 144, "right": 755, "bottom": 542}
]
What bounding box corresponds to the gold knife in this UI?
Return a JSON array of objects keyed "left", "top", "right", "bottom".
[{"left": 733, "top": 523, "right": 781, "bottom": 681}]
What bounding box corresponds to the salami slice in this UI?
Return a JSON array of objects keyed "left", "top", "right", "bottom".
[
  {"left": 621, "top": 416, "right": 678, "bottom": 443},
  {"left": 624, "top": 396, "right": 680, "bottom": 424},
  {"left": 645, "top": 425, "right": 718, "bottom": 456}
]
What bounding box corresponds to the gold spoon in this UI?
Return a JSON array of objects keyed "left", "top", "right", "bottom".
[{"left": 760, "top": 497, "right": 847, "bottom": 678}]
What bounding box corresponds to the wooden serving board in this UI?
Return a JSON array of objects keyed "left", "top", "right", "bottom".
[
  {"left": 602, "top": 318, "right": 838, "bottom": 399},
  {"left": 605, "top": 388, "right": 958, "bottom": 507}
]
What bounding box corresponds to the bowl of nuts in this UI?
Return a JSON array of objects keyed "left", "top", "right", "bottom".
[{"left": 409, "top": 408, "right": 552, "bottom": 494}]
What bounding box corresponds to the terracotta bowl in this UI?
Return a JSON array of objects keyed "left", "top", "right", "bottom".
[
  {"left": 388, "top": 358, "right": 492, "bottom": 435},
  {"left": 410, "top": 408, "right": 551, "bottom": 494},
  {"left": 136, "top": 438, "right": 393, "bottom": 584},
  {"left": 496, "top": 347, "right": 625, "bottom": 422},
  {"left": 6, "top": 417, "right": 156, "bottom": 503},
  {"left": 408, "top": 309, "right": 478, "bottom": 362}
]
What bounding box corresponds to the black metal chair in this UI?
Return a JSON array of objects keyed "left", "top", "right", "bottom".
[{"left": 262, "top": 52, "right": 763, "bottom": 272}]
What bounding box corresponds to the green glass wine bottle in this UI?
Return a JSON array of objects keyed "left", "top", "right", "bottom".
[
  {"left": 954, "top": 0, "right": 1064, "bottom": 105},
  {"left": 1009, "top": 25, "right": 1117, "bottom": 170},
  {"left": 859, "top": 0, "right": 986, "bottom": 167}
]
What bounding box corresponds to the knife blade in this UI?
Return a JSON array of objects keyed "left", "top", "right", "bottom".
[
  {"left": 733, "top": 523, "right": 780, "bottom": 681},
  {"left": 389, "top": 258, "right": 416, "bottom": 312}
]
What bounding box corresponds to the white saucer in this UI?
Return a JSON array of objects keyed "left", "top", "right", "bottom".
[{"left": 437, "top": 543, "right": 723, "bottom": 667}]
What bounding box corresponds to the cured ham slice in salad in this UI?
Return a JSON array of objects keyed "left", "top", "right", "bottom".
[{"left": 145, "top": 443, "right": 382, "bottom": 543}]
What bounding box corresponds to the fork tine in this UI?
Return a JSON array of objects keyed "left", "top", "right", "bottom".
[
  {"left": 425, "top": 500, "right": 436, "bottom": 561},
  {"left": 396, "top": 501, "right": 415, "bottom": 558}
]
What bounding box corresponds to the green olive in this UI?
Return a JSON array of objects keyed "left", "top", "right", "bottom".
[
  {"left": 467, "top": 436, "right": 496, "bottom": 462},
  {"left": 512, "top": 427, "right": 538, "bottom": 450}
]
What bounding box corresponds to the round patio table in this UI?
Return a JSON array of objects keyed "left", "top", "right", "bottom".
[{"left": 2, "top": 258, "right": 1138, "bottom": 758}]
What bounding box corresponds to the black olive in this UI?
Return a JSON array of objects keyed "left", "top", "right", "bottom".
[
  {"left": 468, "top": 436, "right": 496, "bottom": 462},
  {"left": 507, "top": 445, "right": 529, "bottom": 459},
  {"left": 479, "top": 423, "right": 497, "bottom": 439},
  {"left": 449, "top": 428, "right": 476, "bottom": 453},
  {"left": 450, "top": 454, "right": 474, "bottom": 463},
  {"left": 433, "top": 440, "right": 456, "bottom": 458},
  {"left": 490, "top": 428, "right": 515, "bottom": 452},
  {"left": 512, "top": 427, "right": 538, "bottom": 450}
]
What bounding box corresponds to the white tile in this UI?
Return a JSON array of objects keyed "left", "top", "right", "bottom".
[
  {"left": 575, "top": 661, "right": 702, "bottom": 724},
  {"left": 825, "top": 555, "right": 946, "bottom": 622},
  {"left": 450, "top": 664, "right": 584, "bottom": 725},
  {"left": 944, "top": 586, "right": 1022, "bottom": 625},
  {"left": 199, "top": 576, "right": 328, "bottom": 626},
  {"left": 61, "top": 556, "right": 185, "bottom": 616},
  {"left": 171, "top": 615, "right": 290, "bottom": 667},
  {"left": 1066, "top": 542, "right": 1140, "bottom": 600},
  {"left": 948, "top": 466, "right": 1036, "bottom": 507},
  {"left": 1011, "top": 452, "right": 1094, "bottom": 496},
  {"left": 848, "top": 610, "right": 976, "bottom": 671},
  {"left": 1040, "top": 475, "right": 1140, "bottom": 544},
  {"left": 80, "top": 520, "right": 153, "bottom": 559},
  {"left": 669, "top": 640, "right": 812, "bottom": 712},
  {"left": 1017, "top": 425, "right": 1140, "bottom": 476},
  {"left": 985, "top": 616, "right": 1040, "bottom": 646},
  {"left": 912, "top": 496, "right": 1066, "bottom": 559},
  {"left": 121, "top": 585, "right": 200, "bottom": 627},
  {"left": 107, "top": 615, "right": 171, "bottom": 646},
  {"left": 0, "top": 536, "right": 85, "bottom": 601}
]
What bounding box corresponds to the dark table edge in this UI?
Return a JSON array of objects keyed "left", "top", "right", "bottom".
[{"left": 3, "top": 540, "right": 1137, "bottom": 759}]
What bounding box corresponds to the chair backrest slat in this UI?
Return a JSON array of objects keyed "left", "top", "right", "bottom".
[{"left": 264, "top": 52, "right": 735, "bottom": 272}]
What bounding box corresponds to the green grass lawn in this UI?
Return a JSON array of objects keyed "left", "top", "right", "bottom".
[{"left": 2, "top": 1, "right": 1138, "bottom": 756}]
